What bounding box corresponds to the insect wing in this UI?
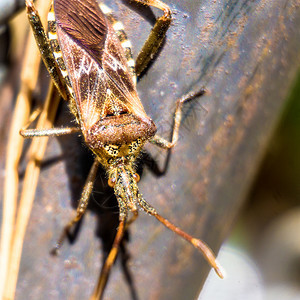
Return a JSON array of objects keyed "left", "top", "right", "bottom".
[{"left": 54, "top": 0, "right": 148, "bottom": 131}]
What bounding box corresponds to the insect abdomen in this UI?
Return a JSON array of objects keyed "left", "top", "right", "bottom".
[{"left": 99, "top": 3, "right": 136, "bottom": 83}]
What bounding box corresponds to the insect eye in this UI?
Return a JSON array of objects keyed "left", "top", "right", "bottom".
[
  {"left": 108, "top": 177, "right": 116, "bottom": 188},
  {"left": 133, "top": 173, "right": 140, "bottom": 183}
]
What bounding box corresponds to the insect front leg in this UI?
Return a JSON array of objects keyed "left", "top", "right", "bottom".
[
  {"left": 133, "top": 0, "right": 172, "bottom": 77},
  {"left": 150, "top": 88, "right": 206, "bottom": 149},
  {"left": 51, "top": 159, "right": 99, "bottom": 254},
  {"left": 25, "top": 0, "right": 67, "bottom": 100}
]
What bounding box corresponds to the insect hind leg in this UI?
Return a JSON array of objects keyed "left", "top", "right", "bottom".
[
  {"left": 133, "top": 0, "right": 172, "bottom": 78},
  {"left": 99, "top": 0, "right": 172, "bottom": 81}
]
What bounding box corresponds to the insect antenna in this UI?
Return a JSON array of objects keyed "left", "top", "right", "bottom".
[
  {"left": 91, "top": 219, "right": 126, "bottom": 300},
  {"left": 119, "top": 240, "right": 138, "bottom": 300},
  {"left": 154, "top": 213, "right": 224, "bottom": 278},
  {"left": 137, "top": 193, "right": 225, "bottom": 279}
]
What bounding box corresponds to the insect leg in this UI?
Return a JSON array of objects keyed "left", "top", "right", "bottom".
[
  {"left": 137, "top": 194, "right": 224, "bottom": 278},
  {"left": 91, "top": 219, "right": 127, "bottom": 300},
  {"left": 25, "top": 0, "right": 67, "bottom": 100},
  {"left": 150, "top": 88, "right": 206, "bottom": 149},
  {"left": 51, "top": 159, "right": 99, "bottom": 255},
  {"left": 133, "top": 0, "right": 172, "bottom": 77},
  {"left": 20, "top": 127, "right": 80, "bottom": 138}
]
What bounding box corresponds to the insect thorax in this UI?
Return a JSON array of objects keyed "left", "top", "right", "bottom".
[{"left": 84, "top": 114, "right": 156, "bottom": 168}]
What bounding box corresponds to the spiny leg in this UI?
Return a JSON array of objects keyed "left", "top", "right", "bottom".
[
  {"left": 91, "top": 219, "right": 127, "bottom": 300},
  {"left": 150, "top": 88, "right": 206, "bottom": 149},
  {"left": 51, "top": 159, "right": 99, "bottom": 254},
  {"left": 25, "top": 0, "right": 67, "bottom": 100},
  {"left": 133, "top": 0, "right": 172, "bottom": 77},
  {"left": 137, "top": 193, "right": 224, "bottom": 278}
]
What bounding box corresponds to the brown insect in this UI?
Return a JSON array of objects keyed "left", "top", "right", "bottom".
[{"left": 22, "top": 0, "right": 224, "bottom": 298}]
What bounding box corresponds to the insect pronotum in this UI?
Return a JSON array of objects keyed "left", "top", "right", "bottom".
[{"left": 22, "top": 0, "right": 224, "bottom": 298}]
